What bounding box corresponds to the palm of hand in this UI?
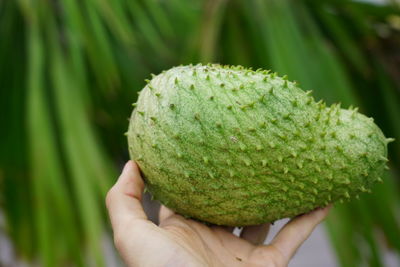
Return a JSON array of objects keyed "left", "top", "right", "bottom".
[
  {"left": 106, "top": 161, "right": 330, "bottom": 267},
  {"left": 143, "top": 208, "right": 282, "bottom": 267}
]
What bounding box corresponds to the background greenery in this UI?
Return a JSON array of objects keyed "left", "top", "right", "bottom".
[{"left": 1, "top": 0, "right": 399, "bottom": 266}]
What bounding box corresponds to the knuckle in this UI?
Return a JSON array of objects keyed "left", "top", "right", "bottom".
[
  {"left": 270, "top": 259, "right": 285, "bottom": 267},
  {"left": 267, "top": 247, "right": 287, "bottom": 267},
  {"left": 113, "top": 221, "right": 144, "bottom": 252},
  {"left": 251, "top": 247, "right": 286, "bottom": 267},
  {"left": 285, "top": 224, "right": 307, "bottom": 241},
  {"left": 113, "top": 230, "right": 126, "bottom": 251},
  {"left": 113, "top": 224, "right": 136, "bottom": 251},
  {"left": 105, "top": 187, "right": 115, "bottom": 209},
  {"left": 270, "top": 251, "right": 286, "bottom": 267}
]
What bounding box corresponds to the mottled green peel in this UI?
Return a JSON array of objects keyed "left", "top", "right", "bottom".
[{"left": 127, "top": 64, "right": 391, "bottom": 226}]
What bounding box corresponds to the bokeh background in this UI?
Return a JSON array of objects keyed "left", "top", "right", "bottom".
[{"left": 1, "top": 0, "right": 400, "bottom": 266}]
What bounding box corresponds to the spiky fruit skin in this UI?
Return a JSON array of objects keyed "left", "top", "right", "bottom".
[{"left": 127, "top": 64, "right": 390, "bottom": 226}]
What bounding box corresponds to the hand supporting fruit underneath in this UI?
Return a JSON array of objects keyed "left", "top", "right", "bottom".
[{"left": 106, "top": 161, "right": 331, "bottom": 267}]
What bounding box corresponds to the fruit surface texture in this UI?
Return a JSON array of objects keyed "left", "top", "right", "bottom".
[{"left": 127, "top": 64, "right": 391, "bottom": 226}]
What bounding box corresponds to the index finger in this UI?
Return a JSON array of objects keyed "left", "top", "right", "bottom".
[{"left": 269, "top": 205, "right": 331, "bottom": 260}]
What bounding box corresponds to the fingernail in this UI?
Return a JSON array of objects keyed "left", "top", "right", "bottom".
[
  {"left": 323, "top": 204, "right": 333, "bottom": 211},
  {"left": 318, "top": 205, "right": 332, "bottom": 216},
  {"left": 122, "top": 160, "right": 133, "bottom": 174}
]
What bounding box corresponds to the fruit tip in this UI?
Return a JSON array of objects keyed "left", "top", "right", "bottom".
[{"left": 386, "top": 137, "right": 395, "bottom": 144}]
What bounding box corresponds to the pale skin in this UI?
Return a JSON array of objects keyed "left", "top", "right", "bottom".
[{"left": 106, "top": 160, "right": 331, "bottom": 267}]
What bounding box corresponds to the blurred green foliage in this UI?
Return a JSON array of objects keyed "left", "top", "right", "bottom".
[{"left": 1, "top": 0, "right": 399, "bottom": 266}]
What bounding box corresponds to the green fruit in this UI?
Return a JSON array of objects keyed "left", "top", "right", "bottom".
[{"left": 127, "top": 64, "right": 392, "bottom": 226}]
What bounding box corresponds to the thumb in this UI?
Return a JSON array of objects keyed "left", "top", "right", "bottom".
[{"left": 105, "top": 160, "right": 148, "bottom": 230}]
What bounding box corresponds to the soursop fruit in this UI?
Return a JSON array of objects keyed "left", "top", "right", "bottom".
[{"left": 127, "top": 64, "right": 392, "bottom": 226}]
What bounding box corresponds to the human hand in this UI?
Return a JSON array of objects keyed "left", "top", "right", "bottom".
[{"left": 106, "top": 160, "right": 331, "bottom": 267}]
